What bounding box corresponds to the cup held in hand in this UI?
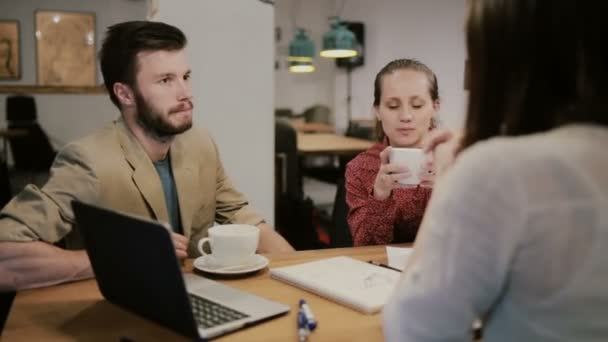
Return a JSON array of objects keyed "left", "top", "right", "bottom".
[
  {"left": 389, "top": 147, "right": 425, "bottom": 185},
  {"left": 197, "top": 224, "right": 260, "bottom": 267}
]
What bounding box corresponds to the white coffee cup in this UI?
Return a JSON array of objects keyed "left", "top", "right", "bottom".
[
  {"left": 389, "top": 147, "right": 425, "bottom": 185},
  {"left": 197, "top": 224, "right": 259, "bottom": 267}
]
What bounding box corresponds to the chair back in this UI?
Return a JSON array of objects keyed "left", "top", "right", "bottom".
[
  {"left": 330, "top": 177, "right": 354, "bottom": 247},
  {"left": 302, "top": 105, "right": 331, "bottom": 124},
  {"left": 0, "top": 158, "right": 11, "bottom": 209},
  {"left": 275, "top": 119, "right": 322, "bottom": 250},
  {"left": 6, "top": 95, "right": 36, "bottom": 121},
  {"left": 274, "top": 108, "right": 294, "bottom": 119},
  {"left": 275, "top": 119, "right": 301, "bottom": 199},
  {"left": 0, "top": 291, "right": 16, "bottom": 336},
  {"left": 346, "top": 122, "right": 375, "bottom": 141},
  {"left": 5, "top": 95, "right": 56, "bottom": 172}
]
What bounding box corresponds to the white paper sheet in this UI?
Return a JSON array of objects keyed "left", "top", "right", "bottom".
[{"left": 386, "top": 246, "right": 413, "bottom": 271}]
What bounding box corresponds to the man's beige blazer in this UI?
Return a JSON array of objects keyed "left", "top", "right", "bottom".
[{"left": 0, "top": 120, "right": 263, "bottom": 256}]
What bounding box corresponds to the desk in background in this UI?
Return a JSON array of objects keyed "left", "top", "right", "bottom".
[
  {"left": 0, "top": 128, "right": 27, "bottom": 138},
  {"left": 4, "top": 245, "right": 393, "bottom": 342},
  {"left": 291, "top": 121, "right": 335, "bottom": 134},
  {"left": 297, "top": 133, "right": 374, "bottom": 156}
]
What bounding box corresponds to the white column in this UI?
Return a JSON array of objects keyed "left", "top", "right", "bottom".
[{"left": 157, "top": 0, "right": 275, "bottom": 224}]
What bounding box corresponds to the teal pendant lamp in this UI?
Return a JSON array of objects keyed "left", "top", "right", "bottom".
[
  {"left": 288, "top": 61, "right": 315, "bottom": 73},
  {"left": 320, "top": 17, "right": 358, "bottom": 58},
  {"left": 288, "top": 28, "right": 315, "bottom": 73}
]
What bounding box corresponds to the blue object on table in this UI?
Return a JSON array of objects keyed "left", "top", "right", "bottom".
[
  {"left": 299, "top": 299, "right": 318, "bottom": 330},
  {"left": 297, "top": 309, "right": 310, "bottom": 342}
]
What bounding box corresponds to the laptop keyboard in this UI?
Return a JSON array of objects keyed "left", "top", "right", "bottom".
[{"left": 189, "top": 293, "right": 249, "bottom": 329}]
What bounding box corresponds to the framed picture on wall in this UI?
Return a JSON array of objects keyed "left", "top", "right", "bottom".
[
  {"left": 0, "top": 20, "right": 21, "bottom": 80},
  {"left": 35, "top": 10, "right": 96, "bottom": 86}
]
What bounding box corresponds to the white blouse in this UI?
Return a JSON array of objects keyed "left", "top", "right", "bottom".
[{"left": 383, "top": 124, "right": 608, "bottom": 342}]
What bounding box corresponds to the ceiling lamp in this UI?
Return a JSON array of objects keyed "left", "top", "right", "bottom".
[
  {"left": 320, "top": 17, "right": 357, "bottom": 58},
  {"left": 288, "top": 28, "right": 315, "bottom": 64},
  {"left": 288, "top": 61, "right": 315, "bottom": 73}
]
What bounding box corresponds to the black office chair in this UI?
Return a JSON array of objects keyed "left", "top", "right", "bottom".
[
  {"left": 0, "top": 291, "right": 16, "bottom": 336},
  {"left": 275, "top": 119, "right": 322, "bottom": 250},
  {"left": 302, "top": 121, "right": 375, "bottom": 185},
  {"left": 5, "top": 95, "right": 56, "bottom": 172},
  {"left": 327, "top": 122, "right": 377, "bottom": 183},
  {"left": 301, "top": 105, "right": 331, "bottom": 124},
  {"left": 275, "top": 118, "right": 301, "bottom": 200},
  {"left": 0, "top": 158, "right": 11, "bottom": 209},
  {"left": 324, "top": 125, "right": 373, "bottom": 247},
  {"left": 274, "top": 108, "right": 294, "bottom": 119},
  {"left": 345, "top": 122, "right": 376, "bottom": 141},
  {"left": 330, "top": 177, "right": 354, "bottom": 247}
]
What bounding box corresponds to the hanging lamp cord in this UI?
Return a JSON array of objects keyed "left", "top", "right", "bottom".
[
  {"left": 336, "top": 0, "right": 346, "bottom": 17},
  {"left": 291, "top": 0, "right": 301, "bottom": 31}
]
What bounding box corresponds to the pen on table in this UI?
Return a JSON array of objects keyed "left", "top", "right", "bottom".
[
  {"left": 299, "top": 299, "right": 317, "bottom": 330},
  {"left": 297, "top": 309, "right": 310, "bottom": 342},
  {"left": 367, "top": 260, "right": 402, "bottom": 272}
]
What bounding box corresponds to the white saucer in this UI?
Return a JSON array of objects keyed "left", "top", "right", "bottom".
[{"left": 193, "top": 254, "right": 269, "bottom": 275}]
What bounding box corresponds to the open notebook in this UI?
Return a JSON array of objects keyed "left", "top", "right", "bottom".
[{"left": 270, "top": 256, "right": 401, "bottom": 314}]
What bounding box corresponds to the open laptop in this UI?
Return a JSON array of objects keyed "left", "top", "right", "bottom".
[{"left": 72, "top": 201, "right": 289, "bottom": 340}]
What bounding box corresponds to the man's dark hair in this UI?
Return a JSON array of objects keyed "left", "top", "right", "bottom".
[
  {"left": 99, "top": 21, "right": 187, "bottom": 108},
  {"left": 464, "top": 0, "right": 608, "bottom": 149}
]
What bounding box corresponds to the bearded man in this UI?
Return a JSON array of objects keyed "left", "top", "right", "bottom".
[{"left": 0, "top": 21, "right": 294, "bottom": 291}]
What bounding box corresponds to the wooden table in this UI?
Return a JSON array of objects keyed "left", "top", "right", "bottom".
[
  {"left": 297, "top": 133, "right": 374, "bottom": 156},
  {"left": 291, "top": 121, "right": 335, "bottom": 134},
  {"left": 3, "top": 245, "right": 394, "bottom": 342},
  {"left": 0, "top": 128, "right": 27, "bottom": 138}
]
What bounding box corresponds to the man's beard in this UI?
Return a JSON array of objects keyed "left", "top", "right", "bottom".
[{"left": 134, "top": 90, "right": 193, "bottom": 140}]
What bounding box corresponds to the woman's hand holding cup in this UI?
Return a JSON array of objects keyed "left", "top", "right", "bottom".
[{"left": 373, "top": 147, "right": 413, "bottom": 201}]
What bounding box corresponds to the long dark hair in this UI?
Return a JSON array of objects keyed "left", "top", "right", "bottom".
[
  {"left": 463, "top": 0, "right": 608, "bottom": 149},
  {"left": 99, "top": 21, "right": 187, "bottom": 108},
  {"left": 373, "top": 59, "right": 439, "bottom": 141}
]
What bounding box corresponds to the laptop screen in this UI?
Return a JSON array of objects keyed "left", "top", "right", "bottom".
[{"left": 72, "top": 201, "right": 200, "bottom": 340}]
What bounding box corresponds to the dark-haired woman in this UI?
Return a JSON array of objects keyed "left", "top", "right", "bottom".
[{"left": 384, "top": 1, "right": 608, "bottom": 341}]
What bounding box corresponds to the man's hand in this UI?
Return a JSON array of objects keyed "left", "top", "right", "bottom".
[
  {"left": 257, "top": 223, "right": 295, "bottom": 253},
  {"left": 0, "top": 241, "right": 93, "bottom": 291},
  {"left": 169, "top": 232, "right": 188, "bottom": 260}
]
